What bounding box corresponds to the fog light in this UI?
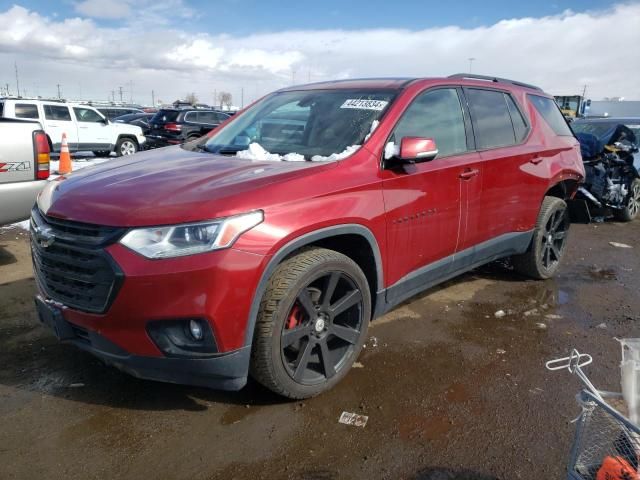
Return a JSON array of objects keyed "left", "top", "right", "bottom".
[{"left": 189, "top": 320, "right": 203, "bottom": 341}]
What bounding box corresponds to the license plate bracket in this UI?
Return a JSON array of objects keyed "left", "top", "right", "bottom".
[{"left": 35, "top": 296, "right": 75, "bottom": 341}]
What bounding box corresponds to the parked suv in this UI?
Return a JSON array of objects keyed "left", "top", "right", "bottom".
[
  {"left": 0, "top": 99, "right": 146, "bottom": 156},
  {"left": 146, "top": 108, "right": 229, "bottom": 148},
  {"left": 31, "top": 75, "right": 584, "bottom": 398}
]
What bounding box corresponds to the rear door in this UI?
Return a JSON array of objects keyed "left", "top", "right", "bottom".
[
  {"left": 463, "top": 88, "right": 533, "bottom": 247},
  {"left": 42, "top": 104, "right": 78, "bottom": 151},
  {"left": 382, "top": 87, "right": 481, "bottom": 299},
  {"left": 73, "top": 107, "right": 111, "bottom": 149}
]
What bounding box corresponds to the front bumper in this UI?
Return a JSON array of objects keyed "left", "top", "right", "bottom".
[
  {"left": 33, "top": 235, "right": 268, "bottom": 390},
  {"left": 35, "top": 295, "right": 250, "bottom": 390}
]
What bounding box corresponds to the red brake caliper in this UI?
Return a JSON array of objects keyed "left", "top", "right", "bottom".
[{"left": 287, "top": 304, "right": 303, "bottom": 330}]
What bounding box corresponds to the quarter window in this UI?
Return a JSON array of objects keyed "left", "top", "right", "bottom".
[
  {"left": 529, "top": 95, "right": 574, "bottom": 136},
  {"left": 391, "top": 88, "right": 468, "bottom": 157},
  {"left": 44, "top": 105, "right": 72, "bottom": 121},
  {"left": 15, "top": 103, "right": 39, "bottom": 119}
]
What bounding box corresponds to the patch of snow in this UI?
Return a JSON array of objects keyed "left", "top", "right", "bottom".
[
  {"left": 384, "top": 141, "right": 400, "bottom": 160},
  {"left": 364, "top": 120, "right": 380, "bottom": 142},
  {"left": 282, "top": 152, "right": 306, "bottom": 162},
  {"left": 235, "top": 143, "right": 306, "bottom": 162},
  {"left": 235, "top": 143, "right": 283, "bottom": 162},
  {"left": 311, "top": 145, "right": 361, "bottom": 162}
]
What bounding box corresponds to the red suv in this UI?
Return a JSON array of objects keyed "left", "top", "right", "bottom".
[{"left": 31, "top": 74, "right": 584, "bottom": 398}]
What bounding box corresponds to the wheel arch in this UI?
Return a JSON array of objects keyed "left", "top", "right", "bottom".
[
  {"left": 243, "top": 224, "right": 383, "bottom": 347},
  {"left": 545, "top": 178, "right": 580, "bottom": 200},
  {"left": 116, "top": 134, "right": 139, "bottom": 145}
]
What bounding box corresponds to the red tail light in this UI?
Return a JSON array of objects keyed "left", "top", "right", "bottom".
[
  {"left": 164, "top": 123, "right": 182, "bottom": 132},
  {"left": 34, "top": 131, "right": 50, "bottom": 180}
]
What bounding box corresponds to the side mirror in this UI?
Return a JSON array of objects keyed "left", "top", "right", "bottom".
[{"left": 393, "top": 137, "right": 439, "bottom": 163}]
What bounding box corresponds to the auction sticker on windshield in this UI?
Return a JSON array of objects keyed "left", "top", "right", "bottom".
[{"left": 341, "top": 99, "right": 388, "bottom": 111}]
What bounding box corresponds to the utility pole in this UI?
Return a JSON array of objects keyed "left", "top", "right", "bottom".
[
  {"left": 128, "top": 80, "right": 133, "bottom": 104},
  {"left": 581, "top": 84, "right": 588, "bottom": 98},
  {"left": 241, "top": 87, "right": 244, "bottom": 109},
  {"left": 57, "top": 83, "right": 61, "bottom": 99},
  {"left": 14, "top": 61, "right": 20, "bottom": 97},
  {"left": 151, "top": 89, "right": 155, "bottom": 107},
  {"left": 213, "top": 89, "right": 217, "bottom": 108},
  {"left": 118, "top": 86, "right": 123, "bottom": 103},
  {"left": 468, "top": 57, "right": 476, "bottom": 73},
  {"left": 5, "top": 83, "right": 9, "bottom": 96}
]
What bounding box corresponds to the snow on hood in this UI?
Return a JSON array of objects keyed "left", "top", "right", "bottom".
[
  {"left": 236, "top": 143, "right": 305, "bottom": 162},
  {"left": 235, "top": 142, "right": 362, "bottom": 163}
]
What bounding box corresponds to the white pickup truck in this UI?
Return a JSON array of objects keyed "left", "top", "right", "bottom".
[
  {"left": 0, "top": 118, "right": 50, "bottom": 225},
  {"left": 0, "top": 99, "right": 146, "bottom": 157}
]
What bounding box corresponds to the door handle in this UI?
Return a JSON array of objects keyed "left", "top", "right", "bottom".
[
  {"left": 459, "top": 168, "right": 479, "bottom": 180},
  {"left": 530, "top": 156, "right": 544, "bottom": 165}
]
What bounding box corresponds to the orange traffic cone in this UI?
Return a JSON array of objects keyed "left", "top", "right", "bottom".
[{"left": 57, "top": 133, "right": 72, "bottom": 174}]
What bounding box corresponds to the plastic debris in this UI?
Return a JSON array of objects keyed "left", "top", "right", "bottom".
[
  {"left": 494, "top": 310, "right": 506, "bottom": 318},
  {"left": 524, "top": 308, "right": 539, "bottom": 317},
  {"left": 545, "top": 314, "right": 563, "bottom": 320},
  {"left": 353, "top": 362, "right": 364, "bottom": 368},
  {"left": 535, "top": 322, "right": 548, "bottom": 330},
  {"left": 596, "top": 323, "right": 607, "bottom": 329},
  {"left": 338, "top": 411, "right": 368, "bottom": 428},
  {"left": 609, "top": 242, "right": 633, "bottom": 249}
]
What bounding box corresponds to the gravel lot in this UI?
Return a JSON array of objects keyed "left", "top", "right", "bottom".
[{"left": 1, "top": 219, "right": 638, "bottom": 480}]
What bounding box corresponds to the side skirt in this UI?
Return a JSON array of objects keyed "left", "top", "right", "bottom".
[{"left": 375, "top": 230, "right": 534, "bottom": 317}]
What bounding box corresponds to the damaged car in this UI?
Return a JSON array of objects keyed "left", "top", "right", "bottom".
[{"left": 571, "top": 118, "right": 640, "bottom": 222}]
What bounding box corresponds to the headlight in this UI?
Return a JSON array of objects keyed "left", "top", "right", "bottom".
[{"left": 120, "top": 210, "right": 263, "bottom": 259}]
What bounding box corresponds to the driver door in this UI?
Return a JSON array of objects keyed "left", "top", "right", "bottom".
[
  {"left": 381, "top": 87, "right": 481, "bottom": 302},
  {"left": 73, "top": 107, "right": 111, "bottom": 150}
]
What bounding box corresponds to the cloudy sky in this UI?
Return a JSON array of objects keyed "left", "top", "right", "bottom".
[{"left": 0, "top": 0, "right": 639, "bottom": 106}]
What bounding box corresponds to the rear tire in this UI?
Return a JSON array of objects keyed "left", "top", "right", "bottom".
[
  {"left": 512, "top": 196, "right": 570, "bottom": 280},
  {"left": 614, "top": 178, "right": 640, "bottom": 222},
  {"left": 115, "top": 137, "right": 138, "bottom": 157},
  {"left": 250, "top": 248, "right": 371, "bottom": 399}
]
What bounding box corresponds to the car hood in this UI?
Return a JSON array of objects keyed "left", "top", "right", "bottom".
[
  {"left": 113, "top": 122, "right": 143, "bottom": 135},
  {"left": 39, "top": 146, "right": 336, "bottom": 226}
]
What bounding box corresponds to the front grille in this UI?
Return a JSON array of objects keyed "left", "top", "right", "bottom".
[{"left": 30, "top": 208, "right": 124, "bottom": 314}]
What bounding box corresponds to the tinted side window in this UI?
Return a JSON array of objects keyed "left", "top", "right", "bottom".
[
  {"left": 215, "top": 113, "right": 229, "bottom": 123},
  {"left": 198, "top": 112, "right": 218, "bottom": 124},
  {"left": 44, "top": 105, "right": 72, "bottom": 121},
  {"left": 184, "top": 111, "right": 198, "bottom": 123},
  {"left": 466, "top": 89, "right": 516, "bottom": 149},
  {"left": 529, "top": 95, "right": 573, "bottom": 136},
  {"left": 392, "top": 88, "right": 468, "bottom": 157},
  {"left": 505, "top": 96, "right": 528, "bottom": 142},
  {"left": 15, "top": 103, "right": 39, "bottom": 119},
  {"left": 73, "top": 107, "right": 104, "bottom": 122}
]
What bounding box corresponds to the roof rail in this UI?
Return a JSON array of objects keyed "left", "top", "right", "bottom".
[{"left": 448, "top": 73, "right": 543, "bottom": 92}]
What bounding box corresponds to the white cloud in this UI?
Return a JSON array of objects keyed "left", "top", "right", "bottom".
[{"left": 0, "top": 3, "right": 639, "bottom": 105}]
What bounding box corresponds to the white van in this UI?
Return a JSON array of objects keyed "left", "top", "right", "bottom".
[{"left": 0, "top": 98, "right": 146, "bottom": 157}]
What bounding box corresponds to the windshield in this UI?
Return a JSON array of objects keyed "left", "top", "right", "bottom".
[{"left": 197, "top": 89, "right": 396, "bottom": 161}]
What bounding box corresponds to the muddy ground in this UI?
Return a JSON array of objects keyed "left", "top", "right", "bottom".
[{"left": 1, "top": 220, "right": 638, "bottom": 480}]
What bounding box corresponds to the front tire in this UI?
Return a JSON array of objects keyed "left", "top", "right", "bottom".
[
  {"left": 512, "top": 196, "right": 570, "bottom": 280},
  {"left": 115, "top": 137, "right": 138, "bottom": 157},
  {"left": 250, "top": 248, "right": 371, "bottom": 399},
  {"left": 614, "top": 178, "right": 640, "bottom": 222}
]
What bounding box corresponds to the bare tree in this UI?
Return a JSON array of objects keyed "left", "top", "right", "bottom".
[
  {"left": 184, "top": 92, "right": 199, "bottom": 105},
  {"left": 218, "top": 91, "right": 233, "bottom": 109}
]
